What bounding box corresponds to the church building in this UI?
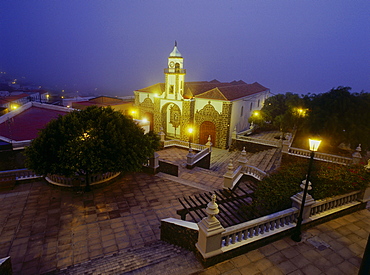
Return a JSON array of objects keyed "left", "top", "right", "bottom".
[{"left": 133, "top": 43, "right": 270, "bottom": 149}]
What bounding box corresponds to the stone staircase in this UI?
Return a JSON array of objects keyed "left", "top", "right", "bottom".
[
  {"left": 57, "top": 241, "right": 202, "bottom": 275},
  {"left": 247, "top": 147, "right": 282, "bottom": 173}
]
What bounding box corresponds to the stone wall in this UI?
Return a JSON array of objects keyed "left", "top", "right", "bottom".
[
  {"left": 219, "top": 102, "right": 232, "bottom": 149},
  {"left": 160, "top": 219, "right": 198, "bottom": 252}
]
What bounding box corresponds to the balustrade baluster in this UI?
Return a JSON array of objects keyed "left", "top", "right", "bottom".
[
  {"left": 248, "top": 228, "right": 253, "bottom": 238},
  {"left": 225, "top": 235, "right": 230, "bottom": 246},
  {"left": 238, "top": 231, "right": 243, "bottom": 242},
  {"left": 254, "top": 226, "right": 260, "bottom": 236},
  {"left": 265, "top": 222, "right": 270, "bottom": 232},
  {"left": 232, "top": 233, "right": 237, "bottom": 244}
]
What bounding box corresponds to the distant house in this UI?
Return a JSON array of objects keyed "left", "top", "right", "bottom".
[
  {"left": 72, "top": 96, "right": 134, "bottom": 115},
  {"left": 0, "top": 89, "right": 50, "bottom": 112},
  {"left": 133, "top": 43, "right": 270, "bottom": 149},
  {"left": 0, "top": 102, "right": 72, "bottom": 150},
  {"left": 0, "top": 93, "right": 30, "bottom": 110}
]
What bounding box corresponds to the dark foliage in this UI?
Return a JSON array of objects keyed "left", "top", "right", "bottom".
[{"left": 25, "top": 106, "right": 160, "bottom": 179}]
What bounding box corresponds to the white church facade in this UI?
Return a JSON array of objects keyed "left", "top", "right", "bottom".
[{"left": 133, "top": 43, "right": 270, "bottom": 149}]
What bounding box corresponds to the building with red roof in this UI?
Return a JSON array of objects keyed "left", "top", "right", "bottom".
[
  {"left": 72, "top": 96, "right": 134, "bottom": 115},
  {"left": 0, "top": 102, "right": 72, "bottom": 150},
  {"left": 134, "top": 43, "right": 270, "bottom": 149}
]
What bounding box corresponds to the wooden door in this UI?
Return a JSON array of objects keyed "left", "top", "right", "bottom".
[{"left": 199, "top": 121, "right": 216, "bottom": 145}]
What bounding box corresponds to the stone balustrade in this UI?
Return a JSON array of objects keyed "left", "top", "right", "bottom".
[
  {"left": 310, "top": 190, "right": 362, "bottom": 217},
  {"left": 287, "top": 147, "right": 353, "bottom": 165},
  {"left": 164, "top": 139, "right": 206, "bottom": 151},
  {"left": 244, "top": 165, "right": 267, "bottom": 181},
  {"left": 221, "top": 208, "right": 298, "bottom": 250},
  {"left": 0, "top": 169, "right": 41, "bottom": 180},
  {"left": 46, "top": 172, "right": 120, "bottom": 188},
  {"left": 236, "top": 135, "right": 280, "bottom": 148},
  {"left": 193, "top": 183, "right": 370, "bottom": 263},
  {"left": 192, "top": 147, "right": 211, "bottom": 164}
]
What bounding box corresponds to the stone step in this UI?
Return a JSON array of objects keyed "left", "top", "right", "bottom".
[{"left": 58, "top": 241, "right": 201, "bottom": 275}]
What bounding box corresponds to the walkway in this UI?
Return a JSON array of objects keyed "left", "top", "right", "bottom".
[{"left": 0, "top": 139, "right": 368, "bottom": 274}]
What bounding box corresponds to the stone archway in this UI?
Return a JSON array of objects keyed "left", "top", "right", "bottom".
[
  {"left": 161, "top": 103, "right": 181, "bottom": 138},
  {"left": 199, "top": 121, "right": 216, "bottom": 145}
]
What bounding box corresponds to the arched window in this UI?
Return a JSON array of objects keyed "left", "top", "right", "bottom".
[
  {"left": 240, "top": 106, "right": 244, "bottom": 117},
  {"left": 258, "top": 99, "right": 260, "bottom": 107},
  {"left": 250, "top": 102, "right": 253, "bottom": 111}
]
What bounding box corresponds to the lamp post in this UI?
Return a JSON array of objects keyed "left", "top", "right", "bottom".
[
  {"left": 188, "top": 127, "right": 193, "bottom": 150},
  {"left": 291, "top": 138, "right": 321, "bottom": 242}
]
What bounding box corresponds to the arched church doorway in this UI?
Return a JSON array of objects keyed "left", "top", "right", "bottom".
[
  {"left": 161, "top": 103, "right": 181, "bottom": 138},
  {"left": 199, "top": 121, "right": 216, "bottom": 145}
]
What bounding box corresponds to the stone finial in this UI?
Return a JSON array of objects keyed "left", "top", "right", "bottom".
[
  {"left": 206, "top": 135, "right": 212, "bottom": 148},
  {"left": 356, "top": 144, "right": 362, "bottom": 152},
  {"left": 159, "top": 127, "right": 165, "bottom": 142},
  {"left": 300, "top": 178, "right": 312, "bottom": 191},
  {"left": 352, "top": 144, "right": 362, "bottom": 164},
  {"left": 206, "top": 194, "right": 219, "bottom": 221},
  {"left": 227, "top": 158, "right": 234, "bottom": 171}
]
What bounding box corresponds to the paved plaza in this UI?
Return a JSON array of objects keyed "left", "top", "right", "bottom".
[
  {"left": 0, "top": 173, "right": 204, "bottom": 274},
  {"left": 0, "top": 141, "right": 369, "bottom": 274}
]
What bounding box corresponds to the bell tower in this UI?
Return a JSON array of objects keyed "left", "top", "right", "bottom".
[{"left": 164, "top": 41, "right": 186, "bottom": 100}]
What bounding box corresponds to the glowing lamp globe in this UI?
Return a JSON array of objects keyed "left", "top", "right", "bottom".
[{"left": 309, "top": 139, "right": 321, "bottom": 152}]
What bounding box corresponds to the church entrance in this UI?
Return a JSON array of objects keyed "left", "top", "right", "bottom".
[{"left": 199, "top": 121, "right": 216, "bottom": 145}]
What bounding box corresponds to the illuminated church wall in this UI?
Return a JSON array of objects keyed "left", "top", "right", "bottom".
[{"left": 133, "top": 44, "right": 269, "bottom": 149}]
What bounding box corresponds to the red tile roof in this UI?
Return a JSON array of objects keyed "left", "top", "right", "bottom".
[
  {"left": 0, "top": 93, "right": 29, "bottom": 105},
  {"left": 136, "top": 80, "right": 269, "bottom": 101},
  {"left": 0, "top": 106, "right": 69, "bottom": 141}
]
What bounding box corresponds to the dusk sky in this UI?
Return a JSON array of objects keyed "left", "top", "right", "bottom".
[{"left": 1, "top": 1, "right": 369, "bottom": 96}]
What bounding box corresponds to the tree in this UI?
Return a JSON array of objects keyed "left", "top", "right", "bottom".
[
  {"left": 249, "top": 92, "right": 307, "bottom": 132},
  {"left": 25, "top": 106, "right": 160, "bottom": 191},
  {"left": 305, "top": 87, "right": 370, "bottom": 150}
]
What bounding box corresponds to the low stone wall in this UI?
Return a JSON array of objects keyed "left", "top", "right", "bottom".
[
  {"left": 0, "top": 256, "right": 12, "bottom": 274},
  {"left": 158, "top": 161, "right": 179, "bottom": 177},
  {"left": 160, "top": 218, "right": 199, "bottom": 252},
  {"left": 197, "top": 201, "right": 367, "bottom": 267}
]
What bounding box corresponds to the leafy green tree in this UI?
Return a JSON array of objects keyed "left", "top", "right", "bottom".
[
  {"left": 305, "top": 87, "right": 370, "bottom": 150},
  {"left": 249, "top": 92, "right": 307, "bottom": 132},
  {"left": 25, "top": 106, "right": 160, "bottom": 191}
]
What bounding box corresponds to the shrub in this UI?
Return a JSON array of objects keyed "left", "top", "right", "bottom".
[{"left": 252, "top": 156, "right": 369, "bottom": 214}]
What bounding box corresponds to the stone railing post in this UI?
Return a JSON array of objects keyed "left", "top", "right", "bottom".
[
  {"left": 196, "top": 194, "right": 225, "bottom": 258},
  {"left": 206, "top": 135, "right": 212, "bottom": 150},
  {"left": 352, "top": 144, "right": 362, "bottom": 164},
  {"left": 282, "top": 140, "right": 290, "bottom": 154},
  {"left": 186, "top": 148, "right": 195, "bottom": 169},
  {"left": 290, "top": 179, "right": 316, "bottom": 221},
  {"left": 360, "top": 184, "right": 370, "bottom": 203},
  {"left": 223, "top": 159, "right": 234, "bottom": 188},
  {"left": 148, "top": 152, "right": 159, "bottom": 173},
  {"left": 238, "top": 147, "right": 248, "bottom": 172}
]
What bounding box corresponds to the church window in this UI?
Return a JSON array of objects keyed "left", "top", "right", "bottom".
[
  {"left": 250, "top": 102, "right": 253, "bottom": 111},
  {"left": 175, "top": 63, "right": 180, "bottom": 73},
  {"left": 258, "top": 99, "right": 260, "bottom": 107},
  {"left": 240, "top": 106, "right": 244, "bottom": 117},
  {"left": 169, "top": 85, "right": 174, "bottom": 94}
]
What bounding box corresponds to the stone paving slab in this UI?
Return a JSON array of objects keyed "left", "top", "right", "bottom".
[{"left": 0, "top": 173, "right": 203, "bottom": 275}]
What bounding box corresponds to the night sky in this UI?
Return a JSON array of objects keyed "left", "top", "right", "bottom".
[{"left": 1, "top": 1, "right": 369, "bottom": 96}]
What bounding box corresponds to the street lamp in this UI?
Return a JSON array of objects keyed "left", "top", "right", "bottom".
[
  {"left": 188, "top": 127, "right": 193, "bottom": 149},
  {"left": 291, "top": 138, "right": 321, "bottom": 242}
]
